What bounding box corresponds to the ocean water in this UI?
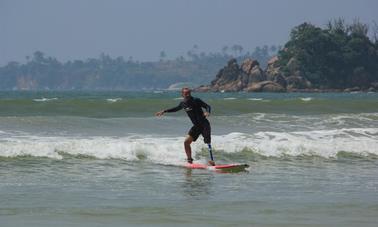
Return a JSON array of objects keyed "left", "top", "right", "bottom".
[{"left": 0, "top": 91, "right": 378, "bottom": 226}]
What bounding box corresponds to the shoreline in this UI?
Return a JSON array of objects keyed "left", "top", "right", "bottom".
[
  {"left": 193, "top": 87, "right": 377, "bottom": 93},
  {"left": 0, "top": 88, "right": 376, "bottom": 93}
]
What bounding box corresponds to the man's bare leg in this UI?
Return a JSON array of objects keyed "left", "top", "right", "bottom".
[{"left": 184, "top": 135, "right": 193, "bottom": 163}]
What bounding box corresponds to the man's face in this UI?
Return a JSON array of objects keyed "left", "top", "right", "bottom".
[{"left": 181, "top": 89, "right": 191, "bottom": 99}]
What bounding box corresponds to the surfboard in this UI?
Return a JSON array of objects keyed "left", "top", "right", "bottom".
[{"left": 185, "top": 163, "right": 249, "bottom": 173}]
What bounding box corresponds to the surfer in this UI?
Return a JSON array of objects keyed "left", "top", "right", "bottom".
[{"left": 155, "top": 87, "right": 215, "bottom": 166}]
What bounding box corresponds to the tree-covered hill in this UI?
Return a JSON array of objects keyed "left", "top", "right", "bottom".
[
  {"left": 0, "top": 45, "right": 277, "bottom": 90},
  {"left": 277, "top": 19, "right": 378, "bottom": 90},
  {"left": 195, "top": 19, "right": 378, "bottom": 93}
]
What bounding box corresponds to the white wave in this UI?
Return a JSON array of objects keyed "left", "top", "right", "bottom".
[
  {"left": 215, "top": 128, "right": 378, "bottom": 158},
  {"left": 0, "top": 136, "right": 186, "bottom": 165},
  {"left": 0, "top": 128, "right": 377, "bottom": 163},
  {"left": 224, "top": 97, "right": 237, "bottom": 100},
  {"left": 173, "top": 97, "right": 184, "bottom": 100},
  {"left": 247, "top": 98, "right": 263, "bottom": 101},
  {"left": 300, "top": 97, "right": 313, "bottom": 102},
  {"left": 33, "top": 97, "right": 58, "bottom": 102},
  {"left": 106, "top": 98, "right": 122, "bottom": 103}
]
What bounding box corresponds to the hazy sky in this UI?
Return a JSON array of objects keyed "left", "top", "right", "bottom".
[{"left": 1, "top": 0, "right": 377, "bottom": 65}]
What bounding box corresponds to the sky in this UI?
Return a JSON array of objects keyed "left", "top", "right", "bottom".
[{"left": 1, "top": 0, "right": 377, "bottom": 65}]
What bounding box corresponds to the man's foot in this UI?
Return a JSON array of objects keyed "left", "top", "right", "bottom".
[
  {"left": 208, "top": 160, "right": 215, "bottom": 166},
  {"left": 187, "top": 158, "right": 193, "bottom": 164}
]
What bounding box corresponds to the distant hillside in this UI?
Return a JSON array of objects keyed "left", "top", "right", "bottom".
[
  {"left": 0, "top": 45, "right": 277, "bottom": 90},
  {"left": 277, "top": 19, "right": 378, "bottom": 90},
  {"left": 197, "top": 19, "right": 378, "bottom": 92}
]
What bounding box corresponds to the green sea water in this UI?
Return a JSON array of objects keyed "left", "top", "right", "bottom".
[{"left": 0, "top": 91, "right": 378, "bottom": 226}]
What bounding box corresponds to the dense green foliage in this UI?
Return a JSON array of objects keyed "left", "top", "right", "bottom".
[
  {"left": 278, "top": 19, "right": 378, "bottom": 89},
  {"left": 0, "top": 45, "right": 276, "bottom": 90}
]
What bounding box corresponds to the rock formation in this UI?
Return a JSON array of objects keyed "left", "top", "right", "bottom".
[
  {"left": 197, "top": 57, "right": 286, "bottom": 92},
  {"left": 196, "top": 53, "right": 377, "bottom": 93},
  {"left": 209, "top": 59, "right": 243, "bottom": 92},
  {"left": 195, "top": 55, "right": 322, "bottom": 92},
  {"left": 246, "top": 81, "right": 286, "bottom": 92}
]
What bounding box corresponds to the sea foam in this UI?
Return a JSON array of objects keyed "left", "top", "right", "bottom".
[
  {"left": 33, "top": 97, "right": 58, "bottom": 102},
  {"left": 1, "top": 128, "right": 377, "bottom": 164},
  {"left": 106, "top": 98, "right": 122, "bottom": 103},
  {"left": 300, "top": 97, "right": 313, "bottom": 102}
]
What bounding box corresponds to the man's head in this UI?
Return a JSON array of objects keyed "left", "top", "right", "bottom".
[{"left": 181, "top": 87, "right": 192, "bottom": 99}]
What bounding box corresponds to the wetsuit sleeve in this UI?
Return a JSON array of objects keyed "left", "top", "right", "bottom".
[
  {"left": 164, "top": 102, "right": 183, "bottom": 113},
  {"left": 198, "top": 99, "right": 211, "bottom": 113}
]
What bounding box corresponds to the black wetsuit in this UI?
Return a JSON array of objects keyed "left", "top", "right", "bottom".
[{"left": 164, "top": 96, "right": 211, "bottom": 143}]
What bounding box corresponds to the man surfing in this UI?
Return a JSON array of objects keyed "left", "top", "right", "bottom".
[{"left": 155, "top": 87, "right": 215, "bottom": 166}]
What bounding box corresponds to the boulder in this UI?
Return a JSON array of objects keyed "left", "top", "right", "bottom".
[
  {"left": 265, "top": 56, "right": 280, "bottom": 81},
  {"left": 262, "top": 82, "right": 286, "bottom": 92},
  {"left": 247, "top": 66, "right": 266, "bottom": 84},
  {"left": 240, "top": 58, "right": 266, "bottom": 86},
  {"left": 210, "top": 58, "right": 242, "bottom": 91},
  {"left": 240, "top": 58, "right": 259, "bottom": 74},
  {"left": 246, "top": 81, "right": 285, "bottom": 92},
  {"left": 286, "top": 75, "right": 311, "bottom": 90},
  {"left": 267, "top": 56, "right": 279, "bottom": 65}
]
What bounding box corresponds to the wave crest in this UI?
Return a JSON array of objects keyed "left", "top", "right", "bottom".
[{"left": 0, "top": 128, "right": 377, "bottom": 164}]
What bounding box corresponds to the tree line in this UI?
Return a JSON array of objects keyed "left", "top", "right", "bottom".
[
  {"left": 0, "top": 45, "right": 278, "bottom": 90},
  {"left": 277, "top": 19, "right": 378, "bottom": 89}
]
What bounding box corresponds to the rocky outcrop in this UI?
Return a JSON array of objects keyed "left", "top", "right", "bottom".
[
  {"left": 265, "top": 56, "right": 279, "bottom": 80},
  {"left": 265, "top": 56, "right": 287, "bottom": 88},
  {"left": 240, "top": 58, "right": 266, "bottom": 86},
  {"left": 207, "top": 58, "right": 274, "bottom": 92},
  {"left": 196, "top": 52, "right": 376, "bottom": 93},
  {"left": 210, "top": 59, "right": 243, "bottom": 92},
  {"left": 196, "top": 56, "right": 322, "bottom": 93}
]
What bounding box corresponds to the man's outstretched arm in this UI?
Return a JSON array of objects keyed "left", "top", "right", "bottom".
[{"left": 155, "top": 103, "right": 183, "bottom": 116}]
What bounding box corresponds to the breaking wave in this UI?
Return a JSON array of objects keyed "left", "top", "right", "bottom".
[
  {"left": 106, "top": 98, "right": 122, "bottom": 103},
  {"left": 33, "top": 97, "right": 58, "bottom": 102},
  {"left": 1, "top": 128, "right": 377, "bottom": 165}
]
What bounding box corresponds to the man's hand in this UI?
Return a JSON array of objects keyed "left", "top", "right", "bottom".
[
  {"left": 155, "top": 110, "right": 165, "bottom": 117},
  {"left": 204, "top": 112, "right": 210, "bottom": 118}
]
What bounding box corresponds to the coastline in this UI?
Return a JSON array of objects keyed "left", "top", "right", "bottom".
[
  {"left": 193, "top": 57, "right": 378, "bottom": 93},
  {"left": 194, "top": 86, "right": 377, "bottom": 93}
]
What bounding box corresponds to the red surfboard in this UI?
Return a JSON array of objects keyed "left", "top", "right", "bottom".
[{"left": 185, "top": 163, "right": 249, "bottom": 173}]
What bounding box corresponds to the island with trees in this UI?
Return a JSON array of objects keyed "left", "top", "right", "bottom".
[{"left": 198, "top": 19, "right": 378, "bottom": 92}]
